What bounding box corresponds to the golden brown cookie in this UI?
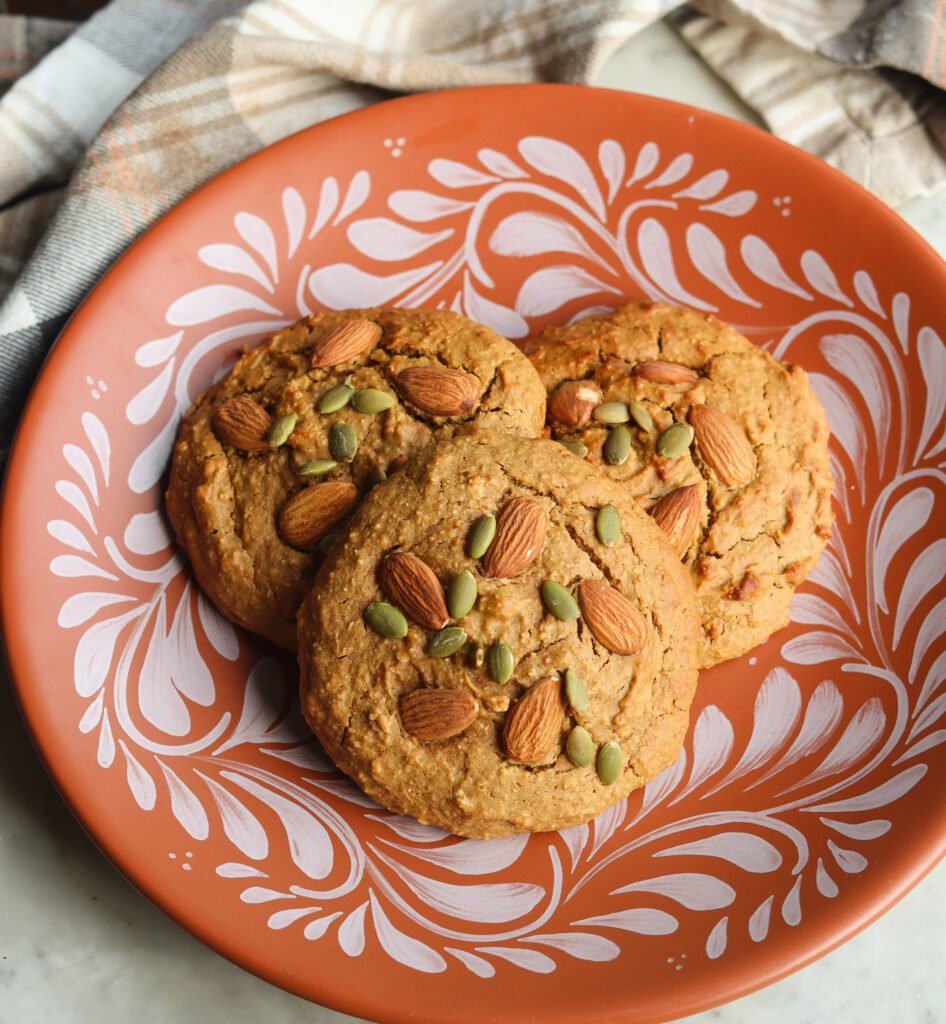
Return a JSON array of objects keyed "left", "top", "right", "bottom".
[
  {"left": 298, "top": 431, "right": 700, "bottom": 839},
  {"left": 525, "top": 302, "right": 834, "bottom": 667},
  {"left": 166, "top": 308, "right": 546, "bottom": 649}
]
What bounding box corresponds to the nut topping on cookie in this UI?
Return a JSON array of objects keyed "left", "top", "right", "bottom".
[
  {"left": 482, "top": 498, "right": 547, "bottom": 578},
  {"left": 633, "top": 360, "right": 699, "bottom": 385},
  {"left": 576, "top": 580, "right": 647, "bottom": 655},
  {"left": 400, "top": 688, "right": 477, "bottom": 741},
  {"left": 278, "top": 481, "right": 358, "bottom": 548},
  {"left": 310, "top": 318, "right": 382, "bottom": 368},
  {"left": 212, "top": 396, "right": 272, "bottom": 452},
  {"left": 548, "top": 380, "right": 602, "bottom": 428},
  {"left": 395, "top": 366, "right": 480, "bottom": 417},
  {"left": 689, "top": 404, "right": 756, "bottom": 486},
  {"left": 381, "top": 552, "right": 449, "bottom": 630},
  {"left": 649, "top": 485, "right": 701, "bottom": 557},
  {"left": 503, "top": 677, "right": 565, "bottom": 765}
]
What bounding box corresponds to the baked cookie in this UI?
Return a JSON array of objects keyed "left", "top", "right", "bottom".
[
  {"left": 525, "top": 302, "right": 834, "bottom": 667},
  {"left": 298, "top": 431, "right": 699, "bottom": 838},
  {"left": 166, "top": 308, "right": 546, "bottom": 649}
]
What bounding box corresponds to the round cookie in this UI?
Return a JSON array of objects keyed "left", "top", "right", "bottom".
[
  {"left": 166, "top": 308, "right": 546, "bottom": 649},
  {"left": 298, "top": 431, "right": 699, "bottom": 839},
  {"left": 525, "top": 301, "right": 834, "bottom": 667}
]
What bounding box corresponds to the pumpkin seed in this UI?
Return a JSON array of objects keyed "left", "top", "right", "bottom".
[
  {"left": 426, "top": 626, "right": 468, "bottom": 658},
  {"left": 353, "top": 388, "right": 394, "bottom": 414},
  {"left": 541, "top": 580, "right": 579, "bottom": 621},
  {"left": 447, "top": 571, "right": 478, "bottom": 619},
  {"left": 317, "top": 528, "right": 341, "bottom": 554},
  {"left": 329, "top": 421, "right": 358, "bottom": 462},
  {"left": 365, "top": 602, "right": 407, "bottom": 639},
  {"left": 266, "top": 413, "right": 297, "bottom": 448},
  {"left": 559, "top": 438, "right": 588, "bottom": 457},
  {"left": 566, "top": 726, "right": 595, "bottom": 768},
  {"left": 603, "top": 425, "right": 631, "bottom": 465},
  {"left": 596, "top": 741, "right": 623, "bottom": 785},
  {"left": 487, "top": 640, "right": 514, "bottom": 684},
  {"left": 298, "top": 459, "right": 337, "bottom": 477},
  {"left": 364, "top": 464, "right": 387, "bottom": 490},
  {"left": 628, "top": 400, "right": 653, "bottom": 432},
  {"left": 467, "top": 514, "right": 496, "bottom": 559},
  {"left": 656, "top": 422, "right": 694, "bottom": 459},
  {"left": 593, "top": 401, "right": 630, "bottom": 424},
  {"left": 595, "top": 503, "right": 621, "bottom": 546},
  {"left": 564, "top": 668, "right": 589, "bottom": 713},
  {"left": 318, "top": 384, "right": 354, "bottom": 413}
]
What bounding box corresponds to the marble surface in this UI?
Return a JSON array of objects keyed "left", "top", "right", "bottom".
[{"left": 2, "top": 18, "right": 944, "bottom": 1024}]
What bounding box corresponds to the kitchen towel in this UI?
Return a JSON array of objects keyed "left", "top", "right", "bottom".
[{"left": 1, "top": 0, "right": 945, "bottom": 455}]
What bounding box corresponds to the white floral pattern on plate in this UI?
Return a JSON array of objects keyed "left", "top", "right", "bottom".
[{"left": 49, "top": 136, "right": 946, "bottom": 975}]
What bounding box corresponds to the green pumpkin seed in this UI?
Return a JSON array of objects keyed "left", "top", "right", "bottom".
[
  {"left": 467, "top": 514, "right": 496, "bottom": 559},
  {"left": 487, "top": 640, "right": 514, "bottom": 684},
  {"left": 656, "top": 422, "right": 694, "bottom": 459},
  {"left": 566, "top": 726, "right": 595, "bottom": 768},
  {"left": 298, "top": 459, "right": 338, "bottom": 477},
  {"left": 541, "top": 580, "right": 579, "bottom": 621},
  {"left": 593, "top": 401, "right": 630, "bottom": 424},
  {"left": 266, "top": 413, "right": 297, "bottom": 448},
  {"left": 329, "top": 421, "right": 358, "bottom": 462},
  {"left": 628, "top": 400, "right": 653, "bottom": 432},
  {"left": 596, "top": 741, "right": 623, "bottom": 785},
  {"left": 559, "top": 438, "right": 588, "bottom": 458},
  {"left": 564, "top": 668, "right": 589, "bottom": 713},
  {"left": 352, "top": 388, "right": 394, "bottom": 414},
  {"left": 426, "top": 626, "right": 468, "bottom": 658},
  {"left": 318, "top": 384, "right": 354, "bottom": 414},
  {"left": 317, "top": 528, "right": 341, "bottom": 554},
  {"left": 603, "top": 425, "right": 631, "bottom": 465},
  {"left": 447, "top": 571, "right": 478, "bottom": 619},
  {"left": 364, "top": 464, "right": 387, "bottom": 490},
  {"left": 596, "top": 503, "right": 621, "bottom": 546},
  {"left": 365, "top": 602, "right": 407, "bottom": 639}
]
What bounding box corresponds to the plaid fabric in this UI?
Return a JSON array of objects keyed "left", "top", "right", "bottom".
[{"left": 1, "top": 0, "right": 945, "bottom": 458}]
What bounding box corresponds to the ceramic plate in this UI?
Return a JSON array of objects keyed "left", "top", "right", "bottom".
[{"left": 3, "top": 85, "right": 945, "bottom": 1024}]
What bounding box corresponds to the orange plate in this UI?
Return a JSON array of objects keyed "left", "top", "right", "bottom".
[{"left": 2, "top": 85, "right": 945, "bottom": 1023}]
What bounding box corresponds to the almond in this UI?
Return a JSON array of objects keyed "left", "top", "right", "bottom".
[
  {"left": 310, "top": 318, "right": 381, "bottom": 368},
  {"left": 380, "top": 552, "right": 449, "bottom": 630},
  {"left": 649, "top": 484, "right": 701, "bottom": 557},
  {"left": 634, "top": 360, "right": 699, "bottom": 385},
  {"left": 689, "top": 404, "right": 756, "bottom": 486},
  {"left": 548, "top": 380, "right": 602, "bottom": 428},
  {"left": 482, "top": 498, "right": 547, "bottom": 579},
  {"left": 278, "top": 481, "right": 358, "bottom": 549},
  {"left": 212, "top": 396, "right": 272, "bottom": 452},
  {"left": 400, "top": 688, "right": 477, "bottom": 741},
  {"left": 395, "top": 366, "right": 480, "bottom": 417},
  {"left": 503, "top": 677, "right": 564, "bottom": 765},
  {"left": 576, "top": 580, "right": 647, "bottom": 655},
  {"left": 728, "top": 570, "right": 762, "bottom": 601}
]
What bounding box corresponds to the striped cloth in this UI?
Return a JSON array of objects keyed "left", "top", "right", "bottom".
[{"left": 1, "top": 0, "right": 945, "bottom": 458}]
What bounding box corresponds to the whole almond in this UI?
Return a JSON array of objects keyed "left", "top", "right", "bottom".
[
  {"left": 576, "top": 580, "right": 648, "bottom": 655},
  {"left": 503, "top": 677, "right": 565, "bottom": 765},
  {"left": 381, "top": 552, "right": 449, "bottom": 630},
  {"left": 310, "top": 318, "right": 381, "bottom": 368},
  {"left": 482, "top": 498, "right": 547, "bottom": 579},
  {"left": 395, "top": 366, "right": 480, "bottom": 417},
  {"left": 634, "top": 360, "right": 699, "bottom": 385},
  {"left": 649, "top": 484, "right": 701, "bottom": 557},
  {"left": 548, "top": 380, "right": 603, "bottom": 428},
  {"left": 400, "top": 689, "right": 477, "bottom": 741},
  {"left": 278, "top": 481, "right": 358, "bottom": 549},
  {"left": 212, "top": 396, "right": 272, "bottom": 452},
  {"left": 689, "top": 404, "right": 756, "bottom": 486}
]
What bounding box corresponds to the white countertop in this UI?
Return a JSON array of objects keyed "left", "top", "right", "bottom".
[{"left": 2, "top": 20, "right": 944, "bottom": 1024}]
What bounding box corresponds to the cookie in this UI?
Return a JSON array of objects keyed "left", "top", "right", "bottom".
[
  {"left": 525, "top": 302, "right": 834, "bottom": 667},
  {"left": 298, "top": 431, "right": 700, "bottom": 838},
  {"left": 166, "top": 308, "right": 546, "bottom": 649}
]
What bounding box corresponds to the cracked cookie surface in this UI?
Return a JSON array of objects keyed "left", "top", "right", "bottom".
[
  {"left": 297, "top": 431, "right": 700, "bottom": 838},
  {"left": 166, "top": 308, "right": 546, "bottom": 649},
  {"left": 525, "top": 302, "right": 834, "bottom": 667}
]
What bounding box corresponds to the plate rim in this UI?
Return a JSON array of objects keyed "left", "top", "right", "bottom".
[{"left": 2, "top": 82, "right": 945, "bottom": 1024}]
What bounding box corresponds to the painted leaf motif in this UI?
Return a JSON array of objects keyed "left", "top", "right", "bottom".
[
  {"left": 800, "top": 250, "right": 851, "bottom": 305},
  {"left": 234, "top": 212, "right": 277, "bottom": 282},
  {"left": 120, "top": 740, "right": 157, "bottom": 811},
  {"left": 387, "top": 189, "right": 473, "bottom": 222},
  {"left": 197, "top": 589, "right": 239, "bottom": 661},
  {"left": 369, "top": 893, "right": 446, "bottom": 973},
  {"left": 303, "top": 913, "right": 342, "bottom": 940},
  {"left": 51, "top": 555, "right": 117, "bottom": 582},
  {"left": 909, "top": 598, "right": 946, "bottom": 683},
  {"left": 47, "top": 519, "right": 94, "bottom": 555},
  {"left": 97, "top": 711, "right": 115, "bottom": 768},
  {"left": 309, "top": 262, "right": 441, "bottom": 307},
  {"left": 558, "top": 822, "right": 589, "bottom": 870},
  {"left": 781, "top": 877, "right": 802, "bottom": 926},
  {"left": 214, "top": 657, "right": 285, "bottom": 755},
  {"left": 526, "top": 933, "right": 620, "bottom": 961},
  {"left": 158, "top": 760, "right": 209, "bottom": 840},
  {"left": 74, "top": 612, "right": 131, "bottom": 697},
  {"left": 893, "top": 540, "right": 946, "bottom": 648},
  {"left": 638, "top": 749, "right": 687, "bottom": 815},
  {"left": 446, "top": 947, "right": 495, "bottom": 978},
  {"left": 57, "top": 479, "right": 95, "bottom": 531},
  {"left": 383, "top": 832, "right": 528, "bottom": 875},
  {"left": 673, "top": 169, "right": 727, "bottom": 200},
  {"left": 821, "top": 817, "right": 891, "bottom": 841},
  {"left": 706, "top": 916, "right": 728, "bottom": 958},
  {"left": 791, "top": 592, "right": 854, "bottom": 637},
  {"left": 575, "top": 908, "right": 678, "bottom": 935},
  {"left": 336, "top": 170, "right": 371, "bottom": 223},
  {"left": 477, "top": 147, "right": 526, "bottom": 179},
  {"left": 597, "top": 139, "right": 625, "bottom": 202},
  {"left": 701, "top": 191, "right": 756, "bottom": 216},
  {"left": 646, "top": 152, "right": 693, "bottom": 189},
  {"left": 672, "top": 705, "right": 733, "bottom": 802},
  {"left": 514, "top": 264, "right": 619, "bottom": 317},
  {"left": 806, "top": 550, "right": 860, "bottom": 623},
  {"left": 489, "top": 211, "right": 609, "bottom": 269},
  {"left": 477, "top": 946, "right": 555, "bottom": 973},
  {"left": 654, "top": 832, "right": 782, "bottom": 873},
  {"left": 741, "top": 235, "right": 812, "bottom": 300},
  {"left": 590, "top": 801, "right": 626, "bottom": 857},
  {"left": 310, "top": 176, "right": 338, "bottom": 237},
  {"left": 627, "top": 141, "right": 659, "bottom": 185},
  {"left": 808, "top": 375, "right": 866, "bottom": 492},
  {"left": 637, "top": 218, "right": 715, "bottom": 311},
  {"left": 853, "top": 269, "right": 883, "bottom": 315},
  {"left": 165, "top": 285, "right": 281, "bottom": 325},
  {"left": 201, "top": 773, "right": 268, "bottom": 860},
  {"left": 612, "top": 873, "right": 735, "bottom": 911},
  {"left": 821, "top": 333, "right": 890, "bottom": 463},
  {"left": 748, "top": 895, "right": 773, "bottom": 941},
  {"left": 428, "top": 158, "right": 498, "bottom": 189},
  {"left": 198, "top": 244, "right": 272, "bottom": 292},
  {"left": 872, "top": 488, "right": 935, "bottom": 613},
  {"left": 338, "top": 902, "right": 367, "bottom": 957},
  {"left": 781, "top": 630, "right": 862, "bottom": 665},
  {"left": 134, "top": 331, "right": 182, "bottom": 368},
  {"left": 828, "top": 840, "right": 868, "bottom": 874},
  {"left": 517, "top": 136, "right": 605, "bottom": 219},
  {"left": 125, "top": 360, "right": 175, "bottom": 426},
  {"left": 281, "top": 186, "right": 305, "bottom": 258},
  {"left": 63, "top": 443, "right": 98, "bottom": 503},
  {"left": 917, "top": 326, "right": 946, "bottom": 457},
  {"left": 463, "top": 274, "right": 528, "bottom": 339},
  {"left": 347, "top": 218, "right": 452, "bottom": 261},
  {"left": 268, "top": 906, "right": 318, "bottom": 930},
  {"left": 685, "top": 223, "right": 759, "bottom": 306},
  {"left": 808, "top": 764, "right": 927, "bottom": 813},
  {"left": 123, "top": 510, "right": 171, "bottom": 555}
]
